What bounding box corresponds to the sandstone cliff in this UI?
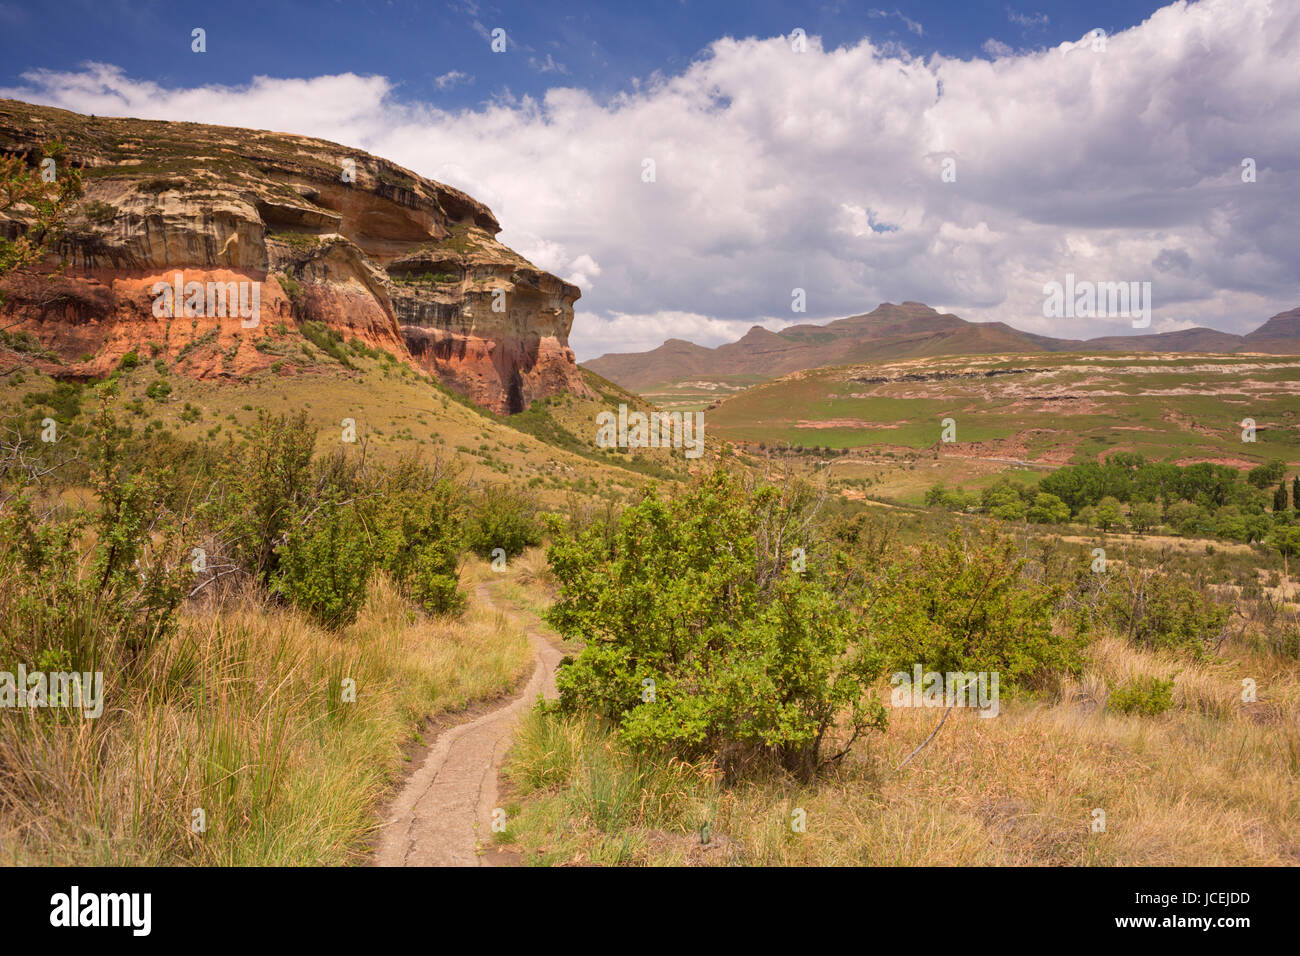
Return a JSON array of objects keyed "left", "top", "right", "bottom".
[{"left": 0, "top": 99, "right": 589, "bottom": 413}]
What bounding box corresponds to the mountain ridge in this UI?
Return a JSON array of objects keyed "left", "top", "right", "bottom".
[{"left": 583, "top": 301, "right": 1300, "bottom": 391}]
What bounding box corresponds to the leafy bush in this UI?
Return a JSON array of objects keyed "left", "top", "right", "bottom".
[
  {"left": 367, "top": 457, "right": 465, "bottom": 615},
  {"left": 1118, "top": 575, "right": 1228, "bottom": 659},
  {"left": 1093, "top": 496, "right": 1125, "bottom": 531},
  {"left": 271, "top": 498, "right": 374, "bottom": 630},
  {"left": 1109, "top": 675, "right": 1174, "bottom": 716},
  {"left": 1129, "top": 500, "right": 1161, "bottom": 533},
  {"left": 144, "top": 378, "right": 171, "bottom": 401},
  {"left": 195, "top": 414, "right": 466, "bottom": 624},
  {"left": 545, "top": 469, "right": 887, "bottom": 780},
  {"left": 1247, "top": 459, "right": 1287, "bottom": 489},
  {"left": 869, "top": 528, "right": 1080, "bottom": 693},
  {"left": 217, "top": 410, "right": 317, "bottom": 586},
  {"left": 1070, "top": 566, "right": 1230, "bottom": 660},
  {"left": 1257, "top": 622, "right": 1300, "bottom": 660},
  {"left": 464, "top": 484, "right": 542, "bottom": 560},
  {"left": 0, "top": 392, "right": 189, "bottom": 673},
  {"left": 1027, "top": 492, "right": 1071, "bottom": 524}
]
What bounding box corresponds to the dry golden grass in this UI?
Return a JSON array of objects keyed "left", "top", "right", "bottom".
[{"left": 0, "top": 570, "right": 531, "bottom": 865}]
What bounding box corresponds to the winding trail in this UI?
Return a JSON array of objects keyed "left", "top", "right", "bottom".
[{"left": 373, "top": 581, "right": 563, "bottom": 867}]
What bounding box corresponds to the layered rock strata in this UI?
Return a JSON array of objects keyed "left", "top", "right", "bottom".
[{"left": 0, "top": 98, "right": 588, "bottom": 412}]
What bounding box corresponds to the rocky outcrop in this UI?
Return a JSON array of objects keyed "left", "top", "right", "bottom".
[
  {"left": 0, "top": 98, "right": 589, "bottom": 412},
  {"left": 387, "top": 224, "right": 584, "bottom": 413}
]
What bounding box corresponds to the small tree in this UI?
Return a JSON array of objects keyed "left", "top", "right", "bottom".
[
  {"left": 464, "top": 484, "right": 542, "bottom": 560},
  {"left": 1027, "top": 492, "right": 1071, "bottom": 525},
  {"left": 871, "top": 528, "right": 1078, "bottom": 691},
  {"left": 1271, "top": 526, "right": 1300, "bottom": 581},
  {"left": 1129, "top": 500, "right": 1161, "bottom": 534},
  {"left": 272, "top": 497, "right": 374, "bottom": 629},
  {"left": 214, "top": 410, "right": 317, "bottom": 587},
  {"left": 1274, "top": 480, "right": 1290, "bottom": 513},
  {"left": 1165, "top": 500, "right": 1206, "bottom": 537},
  {"left": 1095, "top": 496, "right": 1124, "bottom": 532},
  {"left": 368, "top": 458, "right": 465, "bottom": 615}
]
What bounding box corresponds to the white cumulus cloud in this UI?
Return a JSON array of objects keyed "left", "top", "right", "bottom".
[{"left": 2, "top": 0, "right": 1296, "bottom": 361}]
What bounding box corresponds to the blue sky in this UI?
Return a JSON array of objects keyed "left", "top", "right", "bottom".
[
  {"left": 2, "top": 0, "right": 1296, "bottom": 359},
  {"left": 2, "top": 1, "right": 1172, "bottom": 108}
]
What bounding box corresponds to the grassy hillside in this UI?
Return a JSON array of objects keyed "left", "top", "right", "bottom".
[{"left": 1, "top": 332, "right": 707, "bottom": 510}]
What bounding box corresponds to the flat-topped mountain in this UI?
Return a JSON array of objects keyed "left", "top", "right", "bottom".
[
  {"left": 0, "top": 98, "right": 589, "bottom": 413},
  {"left": 584, "top": 301, "right": 1300, "bottom": 392}
]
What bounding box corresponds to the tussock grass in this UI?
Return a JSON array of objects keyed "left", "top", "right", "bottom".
[{"left": 0, "top": 574, "right": 531, "bottom": 865}]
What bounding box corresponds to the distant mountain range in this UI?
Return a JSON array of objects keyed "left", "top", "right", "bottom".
[{"left": 583, "top": 302, "right": 1300, "bottom": 391}]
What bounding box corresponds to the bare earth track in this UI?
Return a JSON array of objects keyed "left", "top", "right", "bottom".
[{"left": 373, "top": 582, "right": 562, "bottom": 867}]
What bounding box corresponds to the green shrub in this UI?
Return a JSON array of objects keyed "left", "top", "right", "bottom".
[
  {"left": 545, "top": 468, "right": 887, "bottom": 780},
  {"left": 407, "top": 541, "right": 464, "bottom": 616},
  {"left": 464, "top": 485, "right": 542, "bottom": 560},
  {"left": 0, "top": 393, "right": 189, "bottom": 673},
  {"left": 1109, "top": 675, "right": 1174, "bottom": 716},
  {"left": 272, "top": 498, "right": 374, "bottom": 630},
  {"left": 1257, "top": 622, "right": 1300, "bottom": 660},
  {"left": 144, "top": 378, "right": 171, "bottom": 402},
  {"left": 219, "top": 410, "right": 316, "bottom": 586},
  {"left": 1129, "top": 500, "right": 1161, "bottom": 533},
  {"left": 1026, "top": 492, "right": 1071, "bottom": 524},
  {"left": 870, "top": 528, "right": 1080, "bottom": 692},
  {"left": 367, "top": 458, "right": 465, "bottom": 615},
  {"left": 1107, "top": 572, "right": 1228, "bottom": 659}
]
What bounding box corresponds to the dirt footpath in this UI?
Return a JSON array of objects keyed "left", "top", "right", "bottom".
[{"left": 372, "top": 582, "right": 563, "bottom": 867}]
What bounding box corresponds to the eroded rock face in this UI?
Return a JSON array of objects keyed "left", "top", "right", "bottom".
[
  {"left": 388, "top": 225, "right": 584, "bottom": 413},
  {"left": 0, "top": 98, "right": 589, "bottom": 412}
]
